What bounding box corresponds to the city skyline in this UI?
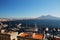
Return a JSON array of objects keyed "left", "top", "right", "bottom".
[{"left": 0, "top": 0, "right": 60, "bottom": 18}]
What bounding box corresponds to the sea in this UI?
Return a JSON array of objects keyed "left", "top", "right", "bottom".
[{"left": 2, "top": 19, "right": 60, "bottom": 28}]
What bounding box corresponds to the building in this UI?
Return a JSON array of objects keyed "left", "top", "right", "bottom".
[
  {"left": 0, "top": 25, "right": 3, "bottom": 29},
  {"left": 8, "top": 31, "right": 18, "bottom": 40},
  {"left": 0, "top": 33, "right": 11, "bottom": 40},
  {"left": 17, "top": 32, "right": 44, "bottom": 40},
  {"left": 0, "top": 29, "right": 18, "bottom": 40},
  {"left": 32, "top": 33, "right": 44, "bottom": 40},
  {"left": 54, "top": 35, "right": 60, "bottom": 40},
  {"left": 19, "top": 32, "right": 29, "bottom": 37},
  {"left": 17, "top": 32, "right": 30, "bottom": 40}
]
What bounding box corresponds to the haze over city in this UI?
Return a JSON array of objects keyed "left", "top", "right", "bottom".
[{"left": 0, "top": 0, "right": 60, "bottom": 18}]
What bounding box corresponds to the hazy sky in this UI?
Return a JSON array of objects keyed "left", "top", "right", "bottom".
[{"left": 0, "top": 0, "right": 60, "bottom": 18}]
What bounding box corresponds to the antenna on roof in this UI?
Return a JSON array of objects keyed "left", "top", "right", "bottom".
[
  {"left": 35, "top": 22, "right": 37, "bottom": 28},
  {"left": 34, "top": 22, "right": 38, "bottom": 32}
]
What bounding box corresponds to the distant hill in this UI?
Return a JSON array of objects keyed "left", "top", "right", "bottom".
[
  {"left": 36, "top": 15, "right": 60, "bottom": 20},
  {"left": 1, "top": 15, "right": 60, "bottom": 22},
  {"left": 1, "top": 15, "right": 60, "bottom": 28}
]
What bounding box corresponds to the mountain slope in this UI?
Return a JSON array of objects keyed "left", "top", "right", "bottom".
[{"left": 37, "top": 15, "right": 60, "bottom": 20}]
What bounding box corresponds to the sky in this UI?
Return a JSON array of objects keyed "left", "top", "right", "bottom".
[{"left": 0, "top": 0, "right": 60, "bottom": 18}]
